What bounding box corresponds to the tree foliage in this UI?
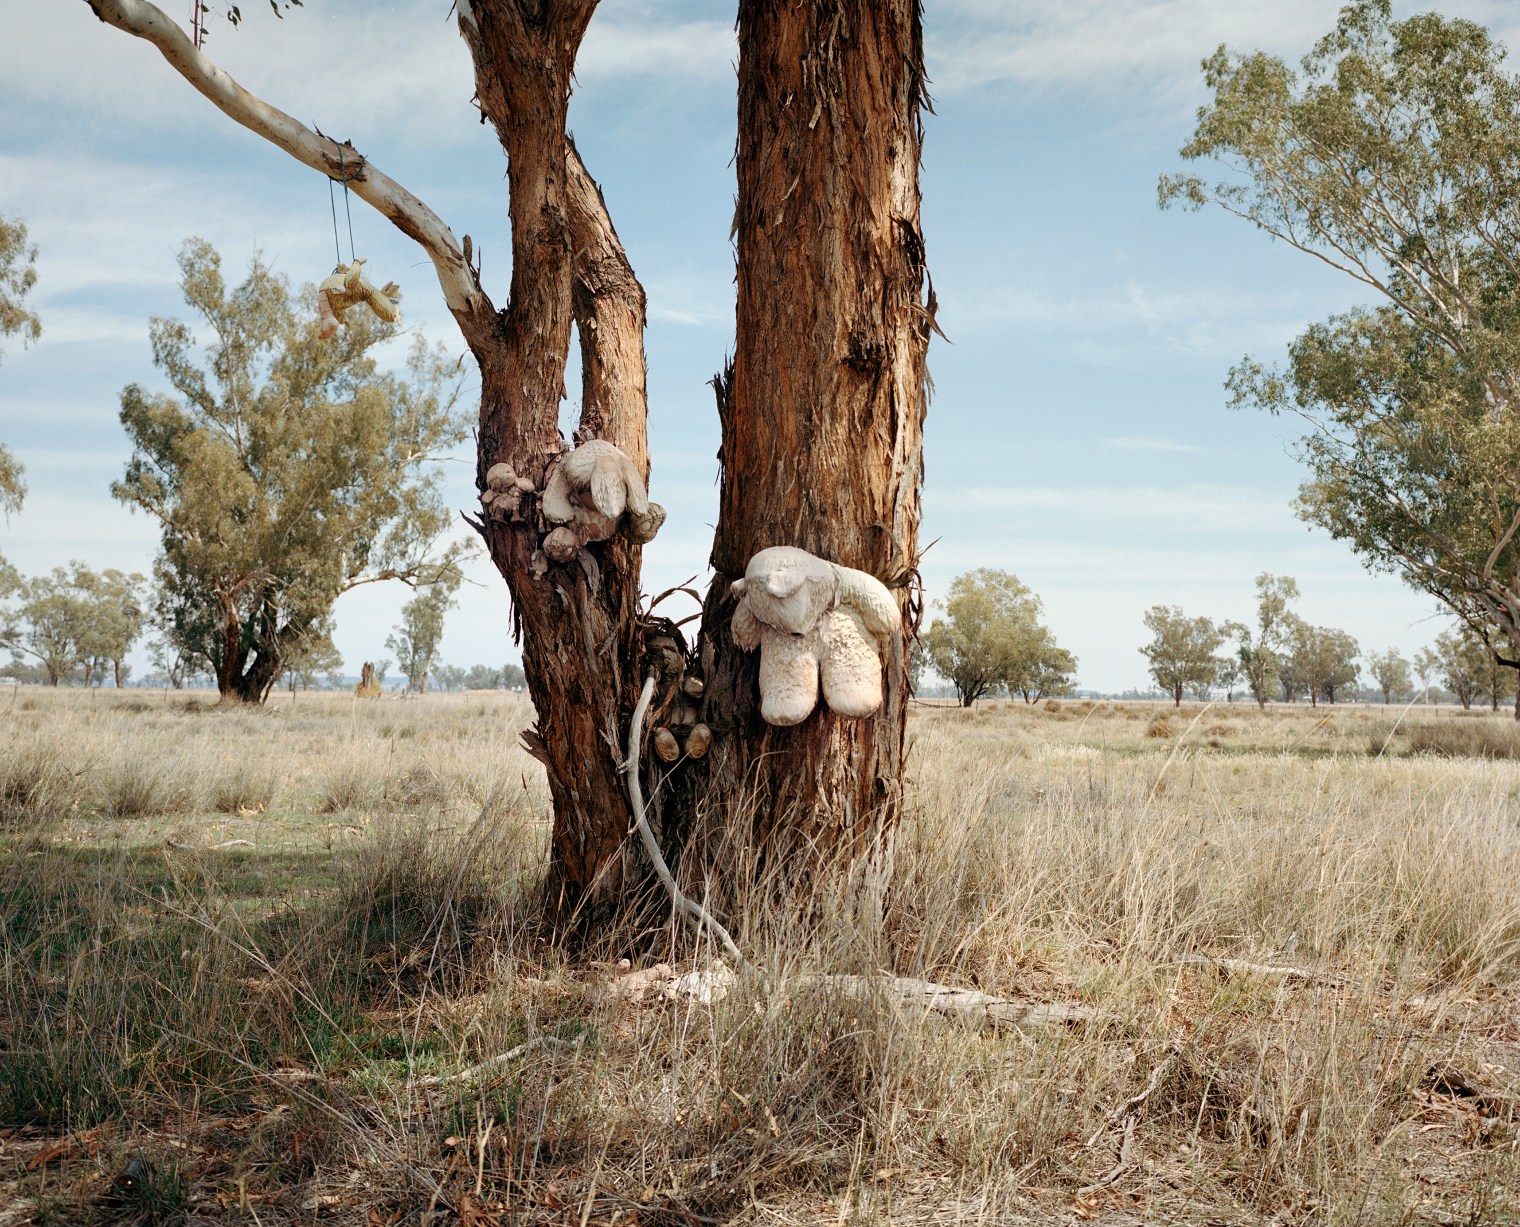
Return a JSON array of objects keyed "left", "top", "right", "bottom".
[
  {"left": 0, "top": 562, "right": 147, "bottom": 686},
  {"left": 1286, "top": 620, "right": 1360, "bottom": 706},
  {"left": 386, "top": 569, "right": 462, "bottom": 693},
  {"left": 1365, "top": 648, "right": 1413, "bottom": 704},
  {"left": 1140, "top": 605, "right": 1230, "bottom": 706},
  {"left": 0, "top": 213, "right": 41, "bottom": 362},
  {"left": 1, "top": 212, "right": 40, "bottom": 532},
  {"left": 1231, "top": 573, "right": 1299, "bottom": 708},
  {"left": 113, "top": 239, "right": 472, "bottom": 704},
  {"left": 923, "top": 570, "right": 1076, "bottom": 706},
  {"left": 1164, "top": 0, "right": 1520, "bottom": 694}
]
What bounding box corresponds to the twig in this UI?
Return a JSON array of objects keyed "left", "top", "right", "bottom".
[
  {"left": 1075, "top": 1047, "right": 1178, "bottom": 1195},
  {"left": 625, "top": 674, "right": 744, "bottom": 964},
  {"left": 1078, "top": 1113, "right": 1138, "bottom": 1195},
  {"left": 1084, "top": 1048, "right": 1178, "bottom": 1148},
  {"left": 411, "top": 1036, "right": 568, "bottom": 1088}
]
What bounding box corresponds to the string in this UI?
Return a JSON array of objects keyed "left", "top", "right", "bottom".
[
  {"left": 327, "top": 174, "right": 342, "bottom": 266},
  {"left": 327, "top": 146, "right": 357, "bottom": 267},
  {"left": 340, "top": 146, "right": 356, "bottom": 263}
]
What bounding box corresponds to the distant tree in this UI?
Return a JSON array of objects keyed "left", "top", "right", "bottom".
[
  {"left": 1233, "top": 573, "right": 1299, "bottom": 708},
  {"left": 1164, "top": 1, "right": 1520, "bottom": 712},
  {"left": 1008, "top": 639, "right": 1078, "bottom": 704},
  {"left": 2, "top": 564, "right": 90, "bottom": 685},
  {"left": 75, "top": 568, "right": 149, "bottom": 687},
  {"left": 386, "top": 570, "right": 462, "bottom": 693},
  {"left": 501, "top": 662, "right": 526, "bottom": 690},
  {"left": 1214, "top": 628, "right": 1246, "bottom": 701},
  {"left": 1140, "top": 605, "right": 1229, "bottom": 707},
  {"left": 1427, "top": 627, "right": 1490, "bottom": 710},
  {"left": 1289, "top": 622, "right": 1360, "bottom": 706},
  {"left": 907, "top": 636, "right": 926, "bottom": 694},
  {"left": 1366, "top": 648, "right": 1413, "bottom": 704},
  {"left": 1, "top": 213, "right": 41, "bottom": 545},
  {"left": 282, "top": 625, "right": 343, "bottom": 694},
  {"left": 113, "top": 239, "right": 472, "bottom": 705},
  {"left": 0, "top": 446, "right": 22, "bottom": 525},
  {"left": 1478, "top": 638, "right": 1516, "bottom": 712},
  {"left": 462, "top": 664, "right": 502, "bottom": 691},
  {"left": 147, "top": 630, "right": 207, "bottom": 690},
  {"left": 1413, "top": 647, "right": 1438, "bottom": 696},
  {"left": 0, "top": 214, "right": 41, "bottom": 362},
  {"left": 432, "top": 663, "right": 468, "bottom": 693},
  {"left": 923, "top": 570, "right": 1069, "bottom": 707}
]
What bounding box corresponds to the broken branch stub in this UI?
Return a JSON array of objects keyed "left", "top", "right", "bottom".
[{"left": 730, "top": 545, "right": 898, "bottom": 726}]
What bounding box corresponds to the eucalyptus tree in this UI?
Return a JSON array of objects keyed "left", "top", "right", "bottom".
[
  {"left": 1163, "top": 0, "right": 1520, "bottom": 712},
  {"left": 87, "top": 0, "right": 932, "bottom": 926},
  {"left": 1232, "top": 573, "right": 1299, "bottom": 708},
  {"left": 0, "top": 214, "right": 41, "bottom": 364},
  {"left": 75, "top": 568, "right": 149, "bottom": 687},
  {"left": 387, "top": 570, "right": 462, "bottom": 694},
  {"left": 1, "top": 562, "right": 146, "bottom": 686},
  {"left": 1140, "top": 605, "right": 1229, "bottom": 707},
  {"left": 1426, "top": 626, "right": 1490, "bottom": 710},
  {"left": 1287, "top": 622, "right": 1360, "bottom": 707},
  {"left": 1366, "top": 648, "right": 1413, "bottom": 704},
  {"left": 923, "top": 570, "right": 1072, "bottom": 707},
  {"left": 113, "top": 240, "right": 471, "bottom": 705}
]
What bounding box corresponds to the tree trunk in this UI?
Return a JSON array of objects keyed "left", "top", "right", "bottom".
[
  {"left": 456, "top": 2, "right": 654, "bottom": 930},
  {"left": 682, "top": 0, "right": 931, "bottom": 900}
]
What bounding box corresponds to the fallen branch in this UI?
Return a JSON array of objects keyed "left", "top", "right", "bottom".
[
  {"left": 1076, "top": 1048, "right": 1178, "bottom": 1195},
  {"left": 821, "top": 974, "right": 1097, "bottom": 1030},
  {"left": 1179, "top": 953, "right": 1342, "bottom": 985},
  {"left": 166, "top": 838, "right": 255, "bottom": 850},
  {"left": 411, "top": 1036, "right": 569, "bottom": 1089},
  {"left": 1084, "top": 1048, "right": 1178, "bottom": 1148}
]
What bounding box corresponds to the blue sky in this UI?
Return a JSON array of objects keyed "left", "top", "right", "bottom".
[{"left": 5, "top": 0, "right": 1515, "bottom": 691}]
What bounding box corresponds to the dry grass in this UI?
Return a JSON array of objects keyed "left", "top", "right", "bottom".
[{"left": 1, "top": 689, "right": 1518, "bottom": 1224}]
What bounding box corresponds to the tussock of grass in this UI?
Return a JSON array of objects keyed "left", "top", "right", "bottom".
[{"left": 1395, "top": 718, "right": 1520, "bottom": 760}]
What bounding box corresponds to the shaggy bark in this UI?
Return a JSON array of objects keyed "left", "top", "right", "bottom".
[
  {"left": 455, "top": 2, "right": 653, "bottom": 926},
  {"left": 682, "top": 0, "right": 932, "bottom": 894}
]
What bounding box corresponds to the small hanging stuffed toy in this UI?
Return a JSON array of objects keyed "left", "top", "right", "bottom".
[{"left": 315, "top": 257, "right": 401, "bottom": 339}]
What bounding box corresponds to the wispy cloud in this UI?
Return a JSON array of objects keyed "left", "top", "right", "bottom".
[
  {"left": 579, "top": 17, "right": 735, "bottom": 84},
  {"left": 938, "top": 276, "right": 1318, "bottom": 365},
  {"left": 927, "top": 0, "right": 1332, "bottom": 99},
  {"left": 927, "top": 1, "right": 1520, "bottom": 115},
  {"left": 1102, "top": 435, "right": 1202, "bottom": 454},
  {"left": 944, "top": 482, "right": 1299, "bottom": 534}
]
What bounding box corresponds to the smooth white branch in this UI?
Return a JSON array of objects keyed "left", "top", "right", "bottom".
[{"left": 83, "top": 0, "right": 486, "bottom": 323}]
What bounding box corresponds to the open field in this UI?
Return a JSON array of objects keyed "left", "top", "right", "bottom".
[{"left": 3, "top": 689, "right": 1519, "bottom": 1225}]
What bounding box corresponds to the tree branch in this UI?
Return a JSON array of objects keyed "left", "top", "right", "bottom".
[{"left": 83, "top": 0, "right": 491, "bottom": 330}]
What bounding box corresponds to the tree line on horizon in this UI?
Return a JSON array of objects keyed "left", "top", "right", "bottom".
[{"left": 918, "top": 566, "right": 1517, "bottom": 714}]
